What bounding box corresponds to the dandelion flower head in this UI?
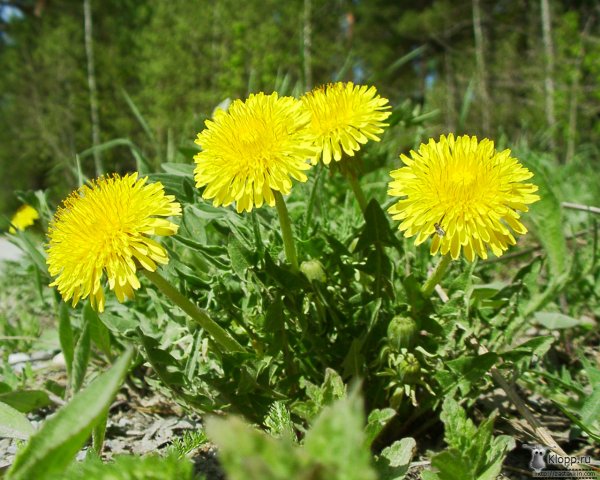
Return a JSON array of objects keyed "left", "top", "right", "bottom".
[
  {"left": 46, "top": 173, "right": 181, "bottom": 312},
  {"left": 9, "top": 204, "right": 39, "bottom": 234},
  {"left": 194, "top": 92, "right": 317, "bottom": 213},
  {"left": 388, "top": 134, "right": 540, "bottom": 261},
  {"left": 302, "top": 82, "right": 391, "bottom": 165}
]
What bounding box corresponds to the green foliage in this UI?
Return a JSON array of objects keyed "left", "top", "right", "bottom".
[
  {"left": 524, "top": 155, "right": 569, "bottom": 278},
  {"left": 374, "top": 437, "right": 416, "bottom": 480},
  {"left": 1, "top": 2, "right": 599, "bottom": 475},
  {"left": 6, "top": 348, "right": 134, "bottom": 480},
  {"left": 61, "top": 453, "right": 194, "bottom": 480},
  {"left": 522, "top": 353, "right": 600, "bottom": 443},
  {"left": 71, "top": 317, "right": 90, "bottom": 394},
  {"left": 421, "top": 398, "right": 514, "bottom": 480},
  {"left": 0, "top": 401, "right": 35, "bottom": 440},
  {"left": 167, "top": 430, "right": 209, "bottom": 459},
  {"left": 0, "top": 389, "right": 51, "bottom": 414},
  {"left": 264, "top": 401, "right": 295, "bottom": 440},
  {"left": 206, "top": 390, "right": 377, "bottom": 480}
]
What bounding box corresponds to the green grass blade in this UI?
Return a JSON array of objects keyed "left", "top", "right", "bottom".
[
  {"left": 71, "top": 320, "right": 91, "bottom": 394},
  {"left": 58, "top": 302, "right": 74, "bottom": 385},
  {"left": 6, "top": 348, "right": 134, "bottom": 480},
  {"left": 121, "top": 89, "right": 156, "bottom": 144},
  {"left": 526, "top": 162, "right": 568, "bottom": 277}
]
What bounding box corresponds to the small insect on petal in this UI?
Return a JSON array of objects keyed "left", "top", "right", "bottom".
[{"left": 387, "top": 134, "right": 539, "bottom": 261}]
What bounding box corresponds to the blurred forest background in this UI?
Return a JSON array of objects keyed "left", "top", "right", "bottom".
[{"left": 0, "top": 0, "right": 599, "bottom": 215}]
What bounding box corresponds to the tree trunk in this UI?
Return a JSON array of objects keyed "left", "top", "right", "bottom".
[
  {"left": 540, "top": 0, "right": 557, "bottom": 152},
  {"left": 444, "top": 49, "right": 456, "bottom": 132},
  {"left": 84, "top": 0, "right": 102, "bottom": 176},
  {"left": 303, "top": 0, "right": 312, "bottom": 90},
  {"left": 472, "top": 0, "right": 491, "bottom": 135}
]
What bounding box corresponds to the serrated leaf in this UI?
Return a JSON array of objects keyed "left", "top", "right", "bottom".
[
  {"left": 501, "top": 336, "right": 553, "bottom": 368},
  {"left": 7, "top": 348, "right": 133, "bottom": 480},
  {"left": 140, "top": 334, "right": 186, "bottom": 387},
  {"left": 228, "top": 237, "right": 251, "bottom": 279},
  {"left": 0, "top": 401, "right": 35, "bottom": 440},
  {"left": 365, "top": 408, "right": 396, "bottom": 447},
  {"left": 580, "top": 388, "right": 600, "bottom": 428},
  {"left": 427, "top": 449, "right": 473, "bottom": 480},
  {"left": 375, "top": 437, "right": 416, "bottom": 480},
  {"left": 355, "top": 200, "right": 397, "bottom": 251},
  {"left": 62, "top": 453, "right": 193, "bottom": 480},
  {"left": 172, "top": 261, "right": 211, "bottom": 289},
  {"left": 98, "top": 312, "right": 138, "bottom": 336},
  {"left": 440, "top": 398, "right": 476, "bottom": 451},
  {"left": 263, "top": 253, "right": 309, "bottom": 292},
  {"left": 441, "top": 353, "right": 497, "bottom": 396},
  {"left": 303, "top": 390, "right": 377, "bottom": 480},
  {"left": 427, "top": 398, "right": 514, "bottom": 480},
  {"left": 402, "top": 275, "right": 435, "bottom": 322},
  {"left": 264, "top": 401, "right": 295, "bottom": 441},
  {"left": 206, "top": 415, "right": 304, "bottom": 480}
]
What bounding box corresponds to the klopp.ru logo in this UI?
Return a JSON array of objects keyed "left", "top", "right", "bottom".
[{"left": 522, "top": 444, "right": 597, "bottom": 478}]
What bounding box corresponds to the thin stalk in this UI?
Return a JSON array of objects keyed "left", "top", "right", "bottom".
[
  {"left": 273, "top": 190, "right": 299, "bottom": 271},
  {"left": 143, "top": 269, "right": 245, "bottom": 353},
  {"left": 303, "top": 163, "right": 322, "bottom": 236},
  {"left": 422, "top": 254, "right": 452, "bottom": 297},
  {"left": 346, "top": 173, "right": 368, "bottom": 213},
  {"left": 83, "top": 0, "right": 103, "bottom": 176},
  {"left": 469, "top": 338, "right": 580, "bottom": 468}
]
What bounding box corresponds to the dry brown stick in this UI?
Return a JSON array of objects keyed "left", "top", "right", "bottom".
[
  {"left": 470, "top": 338, "right": 587, "bottom": 471},
  {"left": 434, "top": 287, "right": 582, "bottom": 469},
  {"left": 562, "top": 202, "right": 600, "bottom": 215}
]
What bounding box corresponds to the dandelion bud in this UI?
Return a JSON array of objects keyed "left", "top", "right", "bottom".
[
  {"left": 300, "top": 259, "right": 326, "bottom": 283},
  {"left": 387, "top": 134, "right": 540, "bottom": 261},
  {"left": 387, "top": 316, "right": 417, "bottom": 351},
  {"left": 397, "top": 352, "right": 420, "bottom": 384}
]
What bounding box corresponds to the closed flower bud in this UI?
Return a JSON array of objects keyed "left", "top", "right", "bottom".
[
  {"left": 300, "top": 259, "right": 326, "bottom": 283},
  {"left": 387, "top": 316, "right": 417, "bottom": 351},
  {"left": 397, "top": 352, "right": 420, "bottom": 384}
]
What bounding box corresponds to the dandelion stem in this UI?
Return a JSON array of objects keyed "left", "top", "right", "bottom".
[
  {"left": 346, "top": 173, "right": 368, "bottom": 213},
  {"left": 143, "top": 269, "right": 245, "bottom": 353},
  {"left": 421, "top": 254, "right": 452, "bottom": 297},
  {"left": 273, "top": 190, "right": 299, "bottom": 271}
]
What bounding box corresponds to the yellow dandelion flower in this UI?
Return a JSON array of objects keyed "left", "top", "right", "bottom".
[
  {"left": 194, "top": 92, "right": 316, "bottom": 213},
  {"left": 46, "top": 173, "right": 181, "bottom": 312},
  {"left": 8, "top": 204, "right": 39, "bottom": 233},
  {"left": 387, "top": 134, "right": 540, "bottom": 261},
  {"left": 302, "top": 82, "right": 391, "bottom": 165}
]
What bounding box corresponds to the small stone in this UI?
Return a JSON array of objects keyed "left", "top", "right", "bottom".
[
  {"left": 52, "top": 352, "right": 66, "bottom": 368},
  {"left": 8, "top": 352, "right": 29, "bottom": 364}
]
